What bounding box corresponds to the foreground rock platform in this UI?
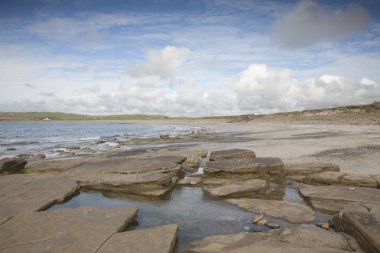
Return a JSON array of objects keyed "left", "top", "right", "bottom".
[
  {"left": 227, "top": 198, "right": 315, "bottom": 223},
  {"left": 300, "top": 185, "right": 380, "bottom": 214},
  {"left": 332, "top": 203, "right": 380, "bottom": 253},
  {"left": 99, "top": 224, "right": 178, "bottom": 253},
  {"left": 0, "top": 206, "right": 137, "bottom": 253},
  {"left": 185, "top": 224, "right": 362, "bottom": 253},
  {"left": 0, "top": 175, "right": 79, "bottom": 219}
]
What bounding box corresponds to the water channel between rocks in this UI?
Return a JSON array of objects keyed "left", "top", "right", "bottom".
[{"left": 49, "top": 186, "right": 332, "bottom": 252}]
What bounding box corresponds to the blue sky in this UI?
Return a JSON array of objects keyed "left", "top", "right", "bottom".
[{"left": 1, "top": 0, "right": 380, "bottom": 115}]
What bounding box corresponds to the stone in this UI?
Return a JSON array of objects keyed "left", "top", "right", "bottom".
[
  {"left": 204, "top": 157, "right": 284, "bottom": 175},
  {"left": 316, "top": 223, "right": 330, "bottom": 230},
  {"left": 0, "top": 158, "right": 27, "bottom": 174},
  {"left": 303, "top": 171, "right": 346, "bottom": 185},
  {"left": 98, "top": 224, "right": 178, "bottom": 253},
  {"left": 332, "top": 203, "right": 380, "bottom": 253},
  {"left": 256, "top": 218, "right": 268, "bottom": 226},
  {"left": 244, "top": 226, "right": 251, "bottom": 232},
  {"left": 267, "top": 223, "right": 280, "bottom": 229},
  {"left": 187, "top": 224, "right": 357, "bottom": 253},
  {"left": 340, "top": 174, "right": 378, "bottom": 188},
  {"left": 300, "top": 185, "right": 380, "bottom": 214},
  {"left": 33, "top": 153, "right": 46, "bottom": 160},
  {"left": 285, "top": 162, "right": 340, "bottom": 176},
  {"left": 0, "top": 207, "right": 137, "bottom": 253},
  {"left": 252, "top": 213, "right": 264, "bottom": 224},
  {"left": 0, "top": 176, "right": 79, "bottom": 219},
  {"left": 203, "top": 179, "right": 267, "bottom": 198},
  {"left": 227, "top": 198, "right": 315, "bottom": 223},
  {"left": 209, "top": 149, "right": 256, "bottom": 161},
  {"left": 178, "top": 176, "right": 202, "bottom": 186}
]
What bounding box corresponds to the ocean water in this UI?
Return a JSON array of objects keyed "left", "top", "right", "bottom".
[{"left": 0, "top": 122, "right": 196, "bottom": 158}]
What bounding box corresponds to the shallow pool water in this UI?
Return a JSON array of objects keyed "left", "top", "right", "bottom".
[{"left": 49, "top": 186, "right": 331, "bottom": 251}]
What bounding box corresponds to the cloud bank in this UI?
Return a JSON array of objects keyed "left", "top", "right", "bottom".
[{"left": 272, "top": 0, "right": 370, "bottom": 49}]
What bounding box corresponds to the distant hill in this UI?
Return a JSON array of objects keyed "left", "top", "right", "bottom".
[
  {"left": 0, "top": 102, "right": 379, "bottom": 125},
  {"left": 0, "top": 112, "right": 168, "bottom": 121},
  {"left": 232, "top": 102, "right": 380, "bottom": 125}
]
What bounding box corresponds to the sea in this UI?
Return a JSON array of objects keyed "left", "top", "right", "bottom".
[{"left": 0, "top": 122, "right": 197, "bottom": 159}]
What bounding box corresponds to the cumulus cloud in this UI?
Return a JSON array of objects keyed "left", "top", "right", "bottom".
[
  {"left": 232, "top": 64, "right": 380, "bottom": 113},
  {"left": 271, "top": 0, "right": 369, "bottom": 49},
  {"left": 128, "top": 46, "right": 190, "bottom": 79}
]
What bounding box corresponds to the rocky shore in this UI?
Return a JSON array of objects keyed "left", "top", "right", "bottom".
[{"left": 1, "top": 122, "right": 380, "bottom": 253}]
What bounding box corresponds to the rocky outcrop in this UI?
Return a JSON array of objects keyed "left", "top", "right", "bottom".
[
  {"left": 0, "top": 158, "right": 27, "bottom": 174},
  {"left": 209, "top": 149, "right": 256, "bottom": 161},
  {"left": 99, "top": 224, "right": 178, "bottom": 253},
  {"left": 0, "top": 206, "right": 138, "bottom": 253},
  {"left": 186, "top": 224, "right": 361, "bottom": 253},
  {"left": 300, "top": 185, "right": 380, "bottom": 214},
  {"left": 332, "top": 203, "right": 380, "bottom": 253},
  {"left": 26, "top": 156, "right": 184, "bottom": 198},
  {"left": 227, "top": 198, "right": 315, "bottom": 223}
]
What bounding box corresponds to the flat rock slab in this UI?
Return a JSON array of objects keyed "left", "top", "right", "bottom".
[
  {"left": 332, "top": 203, "right": 380, "bottom": 253},
  {"left": 340, "top": 174, "right": 378, "bottom": 188},
  {"left": 227, "top": 198, "right": 315, "bottom": 223},
  {"left": 99, "top": 224, "right": 178, "bottom": 253},
  {"left": 285, "top": 163, "right": 340, "bottom": 176},
  {"left": 304, "top": 171, "right": 346, "bottom": 185},
  {"left": 0, "top": 206, "right": 137, "bottom": 253},
  {"left": 209, "top": 149, "right": 256, "bottom": 161},
  {"left": 77, "top": 171, "right": 177, "bottom": 198},
  {"left": 204, "top": 157, "right": 284, "bottom": 175},
  {"left": 203, "top": 179, "right": 267, "bottom": 198},
  {"left": 186, "top": 224, "right": 358, "bottom": 253},
  {"left": 0, "top": 176, "right": 79, "bottom": 219},
  {"left": 304, "top": 172, "right": 378, "bottom": 188},
  {"left": 300, "top": 185, "right": 380, "bottom": 214}
]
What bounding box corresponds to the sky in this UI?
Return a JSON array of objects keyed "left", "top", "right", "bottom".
[{"left": 0, "top": 0, "right": 380, "bottom": 116}]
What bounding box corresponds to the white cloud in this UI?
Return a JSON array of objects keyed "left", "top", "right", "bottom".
[
  {"left": 232, "top": 64, "right": 380, "bottom": 113},
  {"left": 271, "top": 0, "right": 369, "bottom": 49},
  {"left": 128, "top": 46, "right": 191, "bottom": 79}
]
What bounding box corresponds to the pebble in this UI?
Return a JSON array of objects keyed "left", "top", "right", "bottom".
[
  {"left": 252, "top": 213, "right": 264, "bottom": 224},
  {"left": 316, "top": 223, "right": 330, "bottom": 230},
  {"left": 244, "top": 226, "right": 251, "bottom": 232},
  {"left": 256, "top": 218, "right": 268, "bottom": 226},
  {"left": 267, "top": 223, "right": 280, "bottom": 229}
]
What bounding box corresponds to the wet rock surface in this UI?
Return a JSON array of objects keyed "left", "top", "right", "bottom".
[
  {"left": 99, "top": 224, "right": 178, "bottom": 253},
  {"left": 227, "top": 198, "right": 315, "bottom": 223},
  {"left": 0, "top": 207, "right": 138, "bottom": 253},
  {"left": 300, "top": 185, "right": 380, "bottom": 214},
  {"left": 185, "top": 224, "right": 360, "bottom": 253}
]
